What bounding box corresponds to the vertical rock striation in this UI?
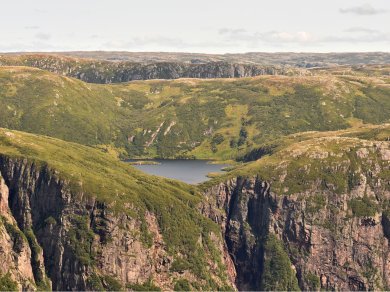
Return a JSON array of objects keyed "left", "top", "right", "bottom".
[
  {"left": 202, "top": 171, "right": 390, "bottom": 291},
  {"left": 0, "top": 154, "right": 233, "bottom": 290},
  {"left": 0, "top": 55, "right": 307, "bottom": 84}
]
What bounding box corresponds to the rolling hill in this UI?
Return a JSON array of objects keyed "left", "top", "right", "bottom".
[{"left": 0, "top": 65, "right": 389, "bottom": 160}]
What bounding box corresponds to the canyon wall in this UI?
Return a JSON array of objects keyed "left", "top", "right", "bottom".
[
  {"left": 0, "top": 155, "right": 232, "bottom": 291},
  {"left": 0, "top": 55, "right": 306, "bottom": 83},
  {"left": 201, "top": 172, "right": 390, "bottom": 291}
]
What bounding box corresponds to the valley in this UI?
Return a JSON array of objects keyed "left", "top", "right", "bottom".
[
  {"left": 0, "top": 53, "right": 389, "bottom": 291},
  {"left": 2, "top": 0, "right": 390, "bottom": 289},
  {"left": 0, "top": 62, "right": 389, "bottom": 161}
]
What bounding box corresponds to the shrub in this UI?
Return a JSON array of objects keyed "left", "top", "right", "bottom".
[
  {"left": 0, "top": 273, "right": 17, "bottom": 291},
  {"left": 229, "top": 138, "right": 238, "bottom": 148},
  {"left": 102, "top": 275, "right": 122, "bottom": 291},
  {"left": 170, "top": 258, "right": 191, "bottom": 273},
  {"left": 67, "top": 215, "right": 96, "bottom": 265},
  {"left": 306, "top": 194, "right": 326, "bottom": 214},
  {"left": 260, "top": 234, "right": 300, "bottom": 291},
  {"left": 24, "top": 228, "right": 50, "bottom": 290},
  {"left": 349, "top": 196, "right": 378, "bottom": 217},
  {"left": 44, "top": 216, "right": 57, "bottom": 226},
  {"left": 87, "top": 273, "right": 104, "bottom": 291},
  {"left": 140, "top": 218, "right": 153, "bottom": 248},
  {"left": 174, "top": 279, "right": 191, "bottom": 291},
  {"left": 126, "top": 279, "right": 161, "bottom": 291},
  {"left": 306, "top": 273, "right": 320, "bottom": 290},
  {"left": 1, "top": 216, "right": 26, "bottom": 253},
  {"left": 211, "top": 133, "right": 224, "bottom": 145},
  {"left": 237, "top": 127, "right": 248, "bottom": 147}
]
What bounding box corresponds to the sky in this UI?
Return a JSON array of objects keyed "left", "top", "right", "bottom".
[{"left": 0, "top": 0, "right": 389, "bottom": 53}]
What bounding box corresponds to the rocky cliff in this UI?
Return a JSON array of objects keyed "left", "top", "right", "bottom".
[
  {"left": 201, "top": 136, "right": 390, "bottom": 291},
  {"left": 0, "top": 154, "right": 234, "bottom": 291},
  {"left": 0, "top": 172, "right": 38, "bottom": 290},
  {"left": 1, "top": 125, "right": 390, "bottom": 291},
  {"left": 0, "top": 55, "right": 307, "bottom": 83}
]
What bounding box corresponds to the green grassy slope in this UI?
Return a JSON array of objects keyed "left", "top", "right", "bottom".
[
  {"left": 0, "top": 66, "right": 389, "bottom": 160},
  {"left": 0, "top": 128, "right": 229, "bottom": 289},
  {"left": 0, "top": 67, "right": 134, "bottom": 147},
  {"left": 202, "top": 123, "right": 390, "bottom": 192}
]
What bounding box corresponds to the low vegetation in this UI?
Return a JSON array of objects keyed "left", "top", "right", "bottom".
[
  {"left": 202, "top": 124, "right": 390, "bottom": 197},
  {"left": 0, "top": 66, "right": 389, "bottom": 160},
  {"left": 0, "top": 273, "right": 18, "bottom": 291},
  {"left": 260, "top": 234, "right": 300, "bottom": 291},
  {"left": 0, "top": 128, "right": 228, "bottom": 289},
  {"left": 0, "top": 59, "right": 389, "bottom": 290},
  {"left": 126, "top": 279, "right": 161, "bottom": 291},
  {"left": 349, "top": 196, "right": 378, "bottom": 217}
]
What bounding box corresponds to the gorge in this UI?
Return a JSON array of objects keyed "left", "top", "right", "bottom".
[{"left": 0, "top": 54, "right": 389, "bottom": 291}]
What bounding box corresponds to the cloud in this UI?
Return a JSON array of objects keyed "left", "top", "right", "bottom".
[
  {"left": 34, "top": 9, "right": 47, "bottom": 14},
  {"left": 102, "top": 36, "right": 187, "bottom": 50},
  {"left": 321, "top": 28, "right": 390, "bottom": 43},
  {"left": 340, "top": 3, "right": 387, "bottom": 15},
  {"left": 0, "top": 41, "right": 59, "bottom": 52},
  {"left": 257, "top": 31, "right": 314, "bottom": 43},
  {"left": 130, "top": 36, "right": 186, "bottom": 47},
  {"left": 96, "top": 35, "right": 241, "bottom": 53},
  {"left": 35, "top": 33, "right": 52, "bottom": 41},
  {"left": 215, "top": 27, "right": 390, "bottom": 50},
  {"left": 344, "top": 27, "right": 379, "bottom": 34},
  {"left": 3, "top": 26, "right": 389, "bottom": 53},
  {"left": 218, "top": 28, "right": 247, "bottom": 35},
  {"left": 218, "top": 28, "right": 316, "bottom": 46},
  {"left": 25, "top": 26, "right": 40, "bottom": 30}
]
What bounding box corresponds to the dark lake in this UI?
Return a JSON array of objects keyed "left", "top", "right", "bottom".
[{"left": 128, "top": 159, "right": 229, "bottom": 184}]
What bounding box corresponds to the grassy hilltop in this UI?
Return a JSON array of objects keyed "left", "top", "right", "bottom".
[
  {"left": 203, "top": 123, "right": 390, "bottom": 190},
  {"left": 0, "top": 65, "right": 389, "bottom": 160}
]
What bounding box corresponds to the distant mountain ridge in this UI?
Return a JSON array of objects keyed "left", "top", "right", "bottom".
[
  {"left": 3, "top": 51, "right": 390, "bottom": 65},
  {"left": 0, "top": 54, "right": 307, "bottom": 84}
]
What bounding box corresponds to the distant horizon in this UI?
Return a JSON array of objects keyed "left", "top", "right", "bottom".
[{"left": 2, "top": 50, "right": 390, "bottom": 54}]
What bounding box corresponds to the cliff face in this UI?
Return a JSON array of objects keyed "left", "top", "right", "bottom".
[
  {"left": 68, "top": 61, "right": 300, "bottom": 84},
  {"left": 0, "top": 55, "right": 306, "bottom": 83},
  {"left": 201, "top": 149, "right": 390, "bottom": 291},
  {"left": 0, "top": 155, "right": 233, "bottom": 291},
  {"left": 1, "top": 125, "right": 389, "bottom": 291},
  {"left": 202, "top": 178, "right": 390, "bottom": 290},
  {"left": 0, "top": 174, "right": 37, "bottom": 290}
]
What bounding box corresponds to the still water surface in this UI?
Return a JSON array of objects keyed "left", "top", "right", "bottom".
[{"left": 128, "top": 159, "right": 229, "bottom": 184}]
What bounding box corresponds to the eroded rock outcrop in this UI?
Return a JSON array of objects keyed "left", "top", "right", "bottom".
[
  {"left": 0, "top": 155, "right": 233, "bottom": 291},
  {"left": 0, "top": 55, "right": 307, "bottom": 84},
  {"left": 0, "top": 175, "right": 37, "bottom": 290},
  {"left": 201, "top": 142, "right": 390, "bottom": 291}
]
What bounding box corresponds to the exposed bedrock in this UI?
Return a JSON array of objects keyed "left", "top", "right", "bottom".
[{"left": 201, "top": 176, "right": 390, "bottom": 291}]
